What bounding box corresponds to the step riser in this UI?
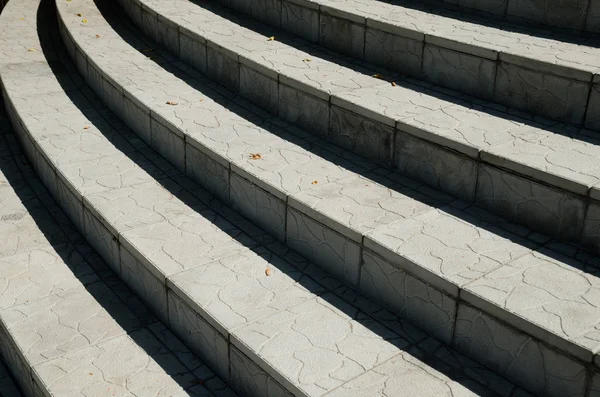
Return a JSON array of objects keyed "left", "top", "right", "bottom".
[
  {"left": 117, "top": 0, "right": 600, "bottom": 255},
  {"left": 217, "top": 0, "right": 600, "bottom": 131},
  {"left": 58, "top": 3, "right": 600, "bottom": 397}
]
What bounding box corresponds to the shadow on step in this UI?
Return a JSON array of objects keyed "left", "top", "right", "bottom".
[{"left": 23, "top": 1, "right": 593, "bottom": 395}]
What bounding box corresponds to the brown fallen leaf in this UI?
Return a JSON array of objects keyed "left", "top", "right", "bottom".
[
  {"left": 391, "top": 81, "right": 397, "bottom": 87},
  {"left": 265, "top": 268, "right": 272, "bottom": 276},
  {"left": 83, "top": 125, "right": 90, "bottom": 130},
  {"left": 76, "top": 13, "right": 82, "bottom": 16},
  {"left": 249, "top": 153, "right": 262, "bottom": 160},
  {"left": 88, "top": 372, "right": 93, "bottom": 376},
  {"left": 302, "top": 58, "right": 312, "bottom": 62},
  {"left": 311, "top": 180, "right": 318, "bottom": 185},
  {"left": 27, "top": 48, "right": 36, "bottom": 52},
  {"left": 95, "top": 34, "right": 101, "bottom": 38},
  {"left": 166, "top": 100, "right": 178, "bottom": 106},
  {"left": 267, "top": 36, "right": 275, "bottom": 41},
  {"left": 372, "top": 73, "right": 384, "bottom": 79},
  {"left": 199, "top": 98, "right": 204, "bottom": 102}
]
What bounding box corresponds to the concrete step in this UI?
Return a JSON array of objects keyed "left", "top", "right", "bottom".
[
  {"left": 110, "top": 0, "right": 599, "bottom": 250},
  {"left": 46, "top": 0, "right": 600, "bottom": 396},
  {"left": 214, "top": 0, "right": 600, "bottom": 129},
  {"left": 1, "top": 1, "right": 535, "bottom": 397}
]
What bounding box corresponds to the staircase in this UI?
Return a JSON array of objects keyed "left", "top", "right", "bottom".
[{"left": 1, "top": 0, "right": 600, "bottom": 396}]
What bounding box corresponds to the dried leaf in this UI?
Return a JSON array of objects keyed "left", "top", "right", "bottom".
[
  {"left": 267, "top": 36, "right": 275, "bottom": 41},
  {"left": 88, "top": 372, "right": 93, "bottom": 376},
  {"left": 83, "top": 125, "right": 90, "bottom": 130},
  {"left": 391, "top": 82, "right": 397, "bottom": 87},
  {"left": 199, "top": 98, "right": 204, "bottom": 102},
  {"left": 166, "top": 100, "right": 178, "bottom": 106},
  {"left": 265, "top": 268, "right": 272, "bottom": 276},
  {"left": 95, "top": 34, "right": 101, "bottom": 38},
  {"left": 76, "top": 13, "right": 82, "bottom": 16},
  {"left": 311, "top": 180, "right": 318, "bottom": 185},
  {"left": 302, "top": 58, "right": 312, "bottom": 62},
  {"left": 249, "top": 153, "right": 262, "bottom": 160},
  {"left": 372, "top": 73, "right": 384, "bottom": 79}
]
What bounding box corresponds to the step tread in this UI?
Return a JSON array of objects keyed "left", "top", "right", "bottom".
[
  {"left": 0, "top": 3, "right": 235, "bottom": 396},
  {"left": 137, "top": 0, "right": 600, "bottom": 200},
  {"left": 1, "top": 1, "right": 531, "bottom": 397},
  {"left": 296, "top": 0, "right": 600, "bottom": 77},
  {"left": 57, "top": 0, "right": 600, "bottom": 369}
]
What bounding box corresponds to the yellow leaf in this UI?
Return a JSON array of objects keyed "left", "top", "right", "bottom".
[
  {"left": 82, "top": 19, "right": 88, "bottom": 23},
  {"left": 265, "top": 268, "right": 272, "bottom": 276},
  {"left": 166, "top": 100, "right": 178, "bottom": 106},
  {"left": 267, "top": 36, "right": 275, "bottom": 41},
  {"left": 19, "top": 18, "right": 24, "bottom": 20},
  {"left": 249, "top": 153, "right": 262, "bottom": 160}
]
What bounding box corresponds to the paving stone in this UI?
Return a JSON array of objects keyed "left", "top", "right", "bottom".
[
  {"left": 454, "top": 304, "right": 588, "bottom": 397},
  {"left": 32, "top": 328, "right": 202, "bottom": 396},
  {"left": 168, "top": 247, "right": 324, "bottom": 337},
  {"left": 463, "top": 249, "right": 600, "bottom": 360},
  {"left": 232, "top": 294, "right": 410, "bottom": 397}
]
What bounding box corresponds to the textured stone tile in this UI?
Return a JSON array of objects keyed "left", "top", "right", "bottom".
[
  {"left": 395, "top": 132, "right": 478, "bottom": 201},
  {"left": 422, "top": 44, "right": 496, "bottom": 99},
  {"left": 239, "top": 65, "right": 278, "bottom": 115},
  {"left": 319, "top": 12, "right": 365, "bottom": 60},
  {"left": 583, "top": 201, "right": 600, "bottom": 253},
  {"left": 206, "top": 46, "right": 239, "bottom": 93},
  {"left": 180, "top": 29, "right": 208, "bottom": 75},
  {"left": 290, "top": 174, "right": 438, "bottom": 241},
  {"left": 167, "top": 290, "right": 230, "bottom": 380},
  {"left": 328, "top": 105, "right": 394, "bottom": 166},
  {"left": 151, "top": 117, "right": 186, "bottom": 172},
  {"left": 454, "top": 304, "right": 587, "bottom": 397},
  {"left": 233, "top": 294, "right": 409, "bottom": 397},
  {"left": 364, "top": 27, "right": 422, "bottom": 78},
  {"left": 481, "top": 125, "right": 600, "bottom": 195},
  {"left": 506, "top": 0, "right": 589, "bottom": 30},
  {"left": 230, "top": 346, "right": 292, "bottom": 397},
  {"left": 365, "top": 205, "right": 535, "bottom": 295},
  {"left": 324, "top": 349, "right": 490, "bottom": 397},
  {"left": 359, "top": 250, "right": 457, "bottom": 343},
  {"left": 278, "top": 83, "right": 329, "bottom": 136},
  {"left": 586, "top": 83, "right": 600, "bottom": 131},
  {"left": 168, "top": 247, "right": 323, "bottom": 338},
  {"left": 494, "top": 62, "right": 590, "bottom": 124},
  {"left": 120, "top": 212, "right": 254, "bottom": 281},
  {"left": 83, "top": 207, "right": 120, "bottom": 273},
  {"left": 464, "top": 249, "right": 600, "bottom": 359},
  {"left": 230, "top": 172, "right": 286, "bottom": 242},
  {"left": 0, "top": 282, "right": 141, "bottom": 366},
  {"left": 286, "top": 207, "right": 362, "bottom": 285},
  {"left": 0, "top": 244, "right": 98, "bottom": 310},
  {"left": 475, "top": 164, "right": 586, "bottom": 241},
  {"left": 84, "top": 179, "right": 203, "bottom": 237},
  {"left": 32, "top": 328, "right": 199, "bottom": 396},
  {"left": 185, "top": 143, "right": 230, "bottom": 204},
  {"left": 281, "top": 0, "right": 319, "bottom": 43},
  {"left": 120, "top": 246, "right": 168, "bottom": 324}
]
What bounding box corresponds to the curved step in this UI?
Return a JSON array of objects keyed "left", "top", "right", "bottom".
[
  {"left": 52, "top": 0, "right": 600, "bottom": 396},
  {"left": 218, "top": 0, "right": 600, "bottom": 129},
  {"left": 1, "top": 1, "right": 536, "bottom": 397},
  {"left": 113, "top": 0, "right": 600, "bottom": 251}
]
